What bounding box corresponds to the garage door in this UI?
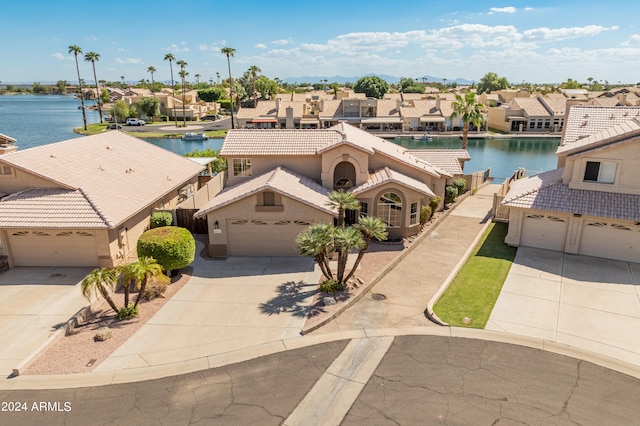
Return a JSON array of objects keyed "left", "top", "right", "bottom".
[
  {"left": 579, "top": 221, "right": 640, "bottom": 263},
  {"left": 520, "top": 214, "right": 568, "bottom": 251},
  {"left": 9, "top": 230, "right": 99, "bottom": 267},
  {"left": 228, "top": 219, "right": 312, "bottom": 256}
]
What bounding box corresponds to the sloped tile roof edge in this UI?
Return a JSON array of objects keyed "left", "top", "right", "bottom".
[{"left": 351, "top": 167, "right": 436, "bottom": 198}]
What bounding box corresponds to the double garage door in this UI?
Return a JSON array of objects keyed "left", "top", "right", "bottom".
[
  {"left": 8, "top": 230, "right": 99, "bottom": 267},
  {"left": 227, "top": 219, "right": 312, "bottom": 256}
]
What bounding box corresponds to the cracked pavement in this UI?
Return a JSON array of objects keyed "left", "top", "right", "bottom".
[{"left": 2, "top": 336, "right": 640, "bottom": 425}]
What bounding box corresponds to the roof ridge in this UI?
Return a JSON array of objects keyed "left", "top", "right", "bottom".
[{"left": 78, "top": 187, "right": 114, "bottom": 228}]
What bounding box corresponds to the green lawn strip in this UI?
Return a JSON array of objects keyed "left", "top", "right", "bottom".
[{"left": 432, "top": 222, "right": 516, "bottom": 328}]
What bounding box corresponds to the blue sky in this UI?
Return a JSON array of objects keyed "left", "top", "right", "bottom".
[{"left": 2, "top": 0, "right": 639, "bottom": 85}]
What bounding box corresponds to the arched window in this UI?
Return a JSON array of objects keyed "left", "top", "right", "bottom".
[
  {"left": 377, "top": 192, "right": 402, "bottom": 227},
  {"left": 335, "top": 178, "right": 352, "bottom": 188},
  {"left": 333, "top": 161, "right": 356, "bottom": 189}
]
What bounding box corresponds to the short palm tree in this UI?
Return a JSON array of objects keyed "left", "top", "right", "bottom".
[
  {"left": 326, "top": 190, "right": 360, "bottom": 227},
  {"left": 333, "top": 226, "right": 365, "bottom": 285},
  {"left": 127, "top": 257, "right": 164, "bottom": 308},
  {"left": 343, "top": 216, "right": 388, "bottom": 283},
  {"left": 297, "top": 223, "right": 335, "bottom": 281},
  {"left": 147, "top": 66, "right": 156, "bottom": 84},
  {"left": 81, "top": 268, "right": 119, "bottom": 314},
  {"left": 164, "top": 53, "right": 177, "bottom": 127},
  {"left": 450, "top": 92, "right": 485, "bottom": 150},
  {"left": 68, "top": 45, "right": 87, "bottom": 130},
  {"left": 84, "top": 51, "right": 103, "bottom": 123},
  {"left": 221, "top": 47, "right": 236, "bottom": 128}
]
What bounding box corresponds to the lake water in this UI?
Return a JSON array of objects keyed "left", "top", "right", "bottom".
[{"left": 0, "top": 95, "right": 559, "bottom": 179}]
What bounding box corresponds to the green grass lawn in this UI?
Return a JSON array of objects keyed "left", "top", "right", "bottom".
[
  {"left": 432, "top": 222, "right": 517, "bottom": 328},
  {"left": 74, "top": 124, "right": 228, "bottom": 139}
]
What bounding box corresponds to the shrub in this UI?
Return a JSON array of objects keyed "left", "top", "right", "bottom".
[
  {"left": 428, "top": 196, "right": 441, "bottom": 218},
  {"left": 150, "top": 211, "right": 173, "bottom": 229},
  {"left": 453, "top": 178, "right": 467, "bottom": 195},
  {"left": 144, "top": 274, "right": 171, "bottom": 300},
  {"left": 445, "top": 185, "right": 459, "bottom": 204},
  {"left": 137, "top": 226, "right": 195, "bottom": 271},
  {"left": 117, "top": 304, "right": 139, "bottom": 319},
  {"left": 420, "top": 205, "right": 432, "bottom": 225},
  {"left": 320, "top": 279, "right": 345, "bottom": 293}
]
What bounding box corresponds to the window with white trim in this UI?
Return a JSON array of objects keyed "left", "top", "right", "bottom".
[
  {"left": 377, "top": 192, "right": 402, "bottom": 228},
  {"left": 232, "top": 158, "right": 252, "bottom": 177},
  {"left": 410, "top": 202, "right": 418, "bottom": 225},
  {"left": 584, "top": 161, "right": 616, "bottom": 184}
]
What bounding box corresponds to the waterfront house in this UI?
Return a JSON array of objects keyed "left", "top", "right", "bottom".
[
  {"left": 0, "top": 132, "right": 203, "bottom": 268},
  {"left": 502, "top": 105, "right": 640, "bottom": 262},
  {"left": 195, "top": 123, "right": 454, "bottom": 257}
]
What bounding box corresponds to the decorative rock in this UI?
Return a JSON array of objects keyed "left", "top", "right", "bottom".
[
  {"left": 95, "top": 327, "right": 113, "bottom": 342},
  {"left": 323, "top": 297, "right": 337, "bottom": 306}
]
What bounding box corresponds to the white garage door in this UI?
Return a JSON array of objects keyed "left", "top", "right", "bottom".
[
  {"left": 228, "top": 219, "right": 312, "bottom": 256},
  {"left": 579, "top": 221, "right": 640, "bottom": 263},
  {"left": 520, "top": 214, "right": 569, "bottom": 251},
  {"left": 9, "top": 230, "right": 99, "bottom": 267}
]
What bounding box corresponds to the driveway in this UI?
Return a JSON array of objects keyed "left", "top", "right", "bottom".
[
  {"left": 487, "top": 247, "right": 640, "bottom": 366},
  {"left": 0, "top": 267, "right": 92, "bottom": 376},
  {"left": 95, "top": 242, "right": 320, "bottom": 371}
]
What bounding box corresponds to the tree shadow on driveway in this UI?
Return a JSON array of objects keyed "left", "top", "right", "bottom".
[{"left": 259, "top": 280, "right": 325, "bottom": 318}]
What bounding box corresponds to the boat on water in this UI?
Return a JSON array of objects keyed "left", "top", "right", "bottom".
[
  {"left": 412, "top": 134, "right": 433, "bottom": 141},
  {"left": 182, "top": 132, "right": 208, "bottom": 141}
]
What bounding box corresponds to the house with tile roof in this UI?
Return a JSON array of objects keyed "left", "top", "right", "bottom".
[
  {"left": 502, "top": 105, "right": 640, "bottom": 262},
  {"left": 0, "top": 132, "right": 204, "bottom": 268},
  {"left": 195, "top": 123, "right": 455, "bottom": 257},
  {"left": 487, "top": 95, "right": 567, "bottom": 134}
]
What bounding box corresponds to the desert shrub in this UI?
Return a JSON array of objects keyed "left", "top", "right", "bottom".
[
  {"left": 453, "top": 178, "right": 467, "bottom": 195},
  {"left": 137, "top": 226, "right": 195, "bottom": 271},
  {"left": 420, "top": 205, "right": 432, "bottom": 225},
  {"left": 445, "top": 185, "right": 459, "bottom": 204},
  {"left": 428, "top": 196, "right": 441, "bottom": 219},
  {"left": 150, "top": 211, "right": 173, "bottom": 229},
  {"left": 144, "top": 274, "right": 171, "bottom": 300},
  {"left": 320, "top": 279, "right": 345, "bottom": 293},
  {"left": 117, "top": 304, "right": 139, "bottom": 319}
]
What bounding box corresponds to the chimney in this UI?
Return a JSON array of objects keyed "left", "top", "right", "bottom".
[{"left": 286, "top": 106, "right": 294, "bottom": 129}]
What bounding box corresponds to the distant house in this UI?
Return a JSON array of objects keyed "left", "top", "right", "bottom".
[
  {"left": 502, "top": 105, "right": 640, "bottom": 262},
  {"left": 487, "top": 95, "right": 566, "bottom": 133},
  {"left": 0, "top": 132, "right": 204, "bottom": 267},
  {"left": 195, "top": 123, "right": 459, "bottom": 257}
]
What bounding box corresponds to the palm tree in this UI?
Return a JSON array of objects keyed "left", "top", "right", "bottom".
[
  {"left": 147, "top": 66, "right": 157, "bottom": 84},
  {"left": 194, "top": 73, "right": 201, "bottom": 84},
  {"left": 164, "top": 53, "right": 178, "bottom": 127},
  {"left": 177, "top": 60, "right": 188, "bottom": 127},
  {"left": 81, "top": 268, "right": 119, "bottom": 314},
  {"left": 127, "top": 257, "right": 164, "bottom": 308},
  {"left": 343, "top": 216, "right": 387, "bottom": 283},
  {"left": 297, "top": 223, "right": 335, "bottom": 281},
  {"left": 450, "top": 92, "right": 485, "bottom": 150},
  {"left": 221, "top": 47, "right": 236, "bottom": 128},
  {"left": 84, "top": 51, "right": 103, "bottom": 123},
  {"left": 68, "top": 45, "right": 87, "bottom": 130},
  {"left": 249, "top": 65, "right": 261, "bottom": 107},
  {"left": 216, "top": 71, "right": 220, "bottom": 85},
  {"left": 326, "top": 190, "right": 360, "bottom": 227},
  {"left": 333, "top": 226, "right": 364, "bottom": 285}
]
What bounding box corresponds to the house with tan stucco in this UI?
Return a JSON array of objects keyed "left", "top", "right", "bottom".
[
  {"left": 502, "top": 105, "right": 640, "bottom": 262},
  {"left": 0, "top": 132, "right": 204, "bottom": 268},
  {"left": 195, "top": 123, "right": 466, "bottom": 257}
]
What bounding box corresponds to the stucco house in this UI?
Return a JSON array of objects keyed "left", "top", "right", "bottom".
[
  {"left": 0, "top": 132, "right": 204, "bottom": 268},
  {"left": 502, "top": 105, "right": 640, "bottom": 262},
  {"left": 195, "top": 123, "right": 457, "bottom": 257}
]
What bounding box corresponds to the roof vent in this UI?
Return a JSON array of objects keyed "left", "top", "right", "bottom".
[
  {"left": 583, "top": 114, "right": 589, "bottom": 118},
  {"left": 106, "top": 145, "right": 112, "bottom": 150},
  {"left": 610, "top": 114, "right": 615, "bottom": 119},
  {"left": 50, "top": 154, "right": 56, "bottom": 158},
  {"left": 580, "top": 121, "right": 588, "bottom": 127}
]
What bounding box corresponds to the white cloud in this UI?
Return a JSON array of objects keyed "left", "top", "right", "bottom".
[
  {"left": 524, "top": 7, "right": 534, "bottom": 11},
  {"left": 51, "top": 52, "right": 71, "bottom": 60},
  {"left": 115, "top": 57, "right": 143, "bottom": 65},
  {"left": 162, "top": 43, "right": 189, "bottom": 53},
  {"left": 255, "top": 43, "right": 267, "bottom": 49},
  {"left": 488, "top": 6, "right": 516, "bottom": 14},
  {"left": 272, "top": 39, "right": 292, "bottom": 45},
  {"left": 622, "top": 34, "right": 640, "bottom": 46},
  {"left": 85, "top": 35, "right": 97, "bottom": 41},
  {"left": 524, "top": 25, "right": 618, "bottom": 41}
]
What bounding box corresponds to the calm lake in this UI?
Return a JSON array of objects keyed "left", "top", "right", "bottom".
[{"left": 0, "top": 95, "right": 559, "bottom": 179}]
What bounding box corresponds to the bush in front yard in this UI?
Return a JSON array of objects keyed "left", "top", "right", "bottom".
[
  {"left": 150, "top": 211, "right": 173, "bottom": 229},
  {"left": 137, "top": 226, "right": 195, "bottom": 271},
  {"left": 420, "top": 205, "right": 432, "bottom": 224},
  {"left": 453, "top": 178, "right": 467, "bottom": 195},
  {"left": 445, "top": 185, "right": 458, "bottom": 204}
]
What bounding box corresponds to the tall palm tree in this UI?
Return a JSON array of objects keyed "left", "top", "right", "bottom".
[
  {"left": 68, "top": 45, "right": 87, "bottom": 130},
  {"left": 450, "top": 92, "right": 485, "bottom": 150},
  {"left": 127, "top": 257, "right": 164, "bottom": 308},
  {"left": 81, "top": 268, "right": 119, "bottom": 314},
  {"left": 84, "top": 51, "right": 103, "bottom": 123},
  {"left": 194, "top": 73, "right": 201, "bottom": 84},
  {"left": 164, "top": 53, "right": 178, "bottom": 127},
  {"left": 216, "top": 71, "right": 220, "bottom": 85},
  {"left": 343, "top": 216, "right": 387, "bottom": 283},
  {"left": 249, "top": 65, "right": 261, "bottom": 107},
  {"left": 326, "top": 190, "right": 360, "bottom": 227},
  {"left": 297, "top": 223, "right": 334, "bottom": 281},
  {"left": 333, "top": 226, "right": 364, "bottom": 285},
  {"left": 221, "top": 47, "right": 236, "bottom": 128},
  {"left": 179, "top": 67, "right": 188, "bottom": 127},
  {"left": 147, "top": 66, "right": 156, "bottom": 84}
]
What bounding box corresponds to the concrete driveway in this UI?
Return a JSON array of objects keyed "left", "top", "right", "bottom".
[
  {"left": 487, "top": 247, "right": 640, "bottom": 366},
  {"left": 0, "top": 267, "right": 92, "bottom": 376},
  {"left": 95, "top": 245, "right": 320, "bottom": 372}
]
